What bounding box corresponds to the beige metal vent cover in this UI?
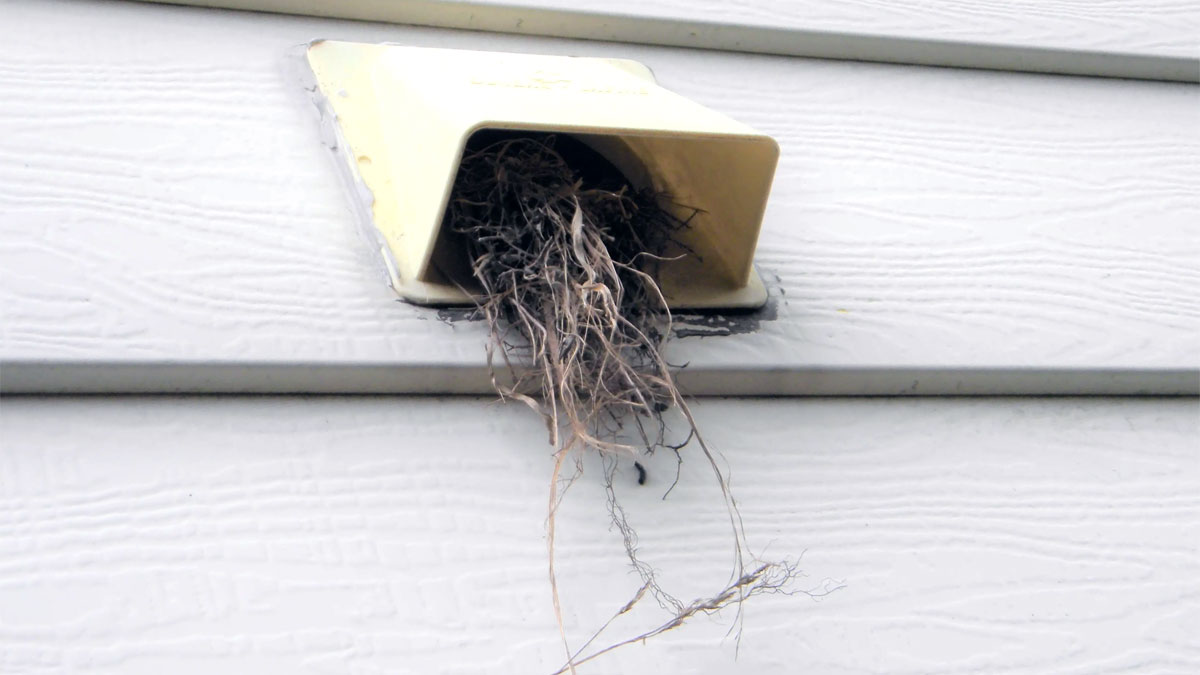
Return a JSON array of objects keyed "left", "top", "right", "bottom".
[{"left": 305, "top": 40, "right": 779, "bottom": 309}]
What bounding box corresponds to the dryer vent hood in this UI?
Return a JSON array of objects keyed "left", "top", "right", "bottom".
[{"left": 304, "top": 40, "right": 779, "bottom": 309}]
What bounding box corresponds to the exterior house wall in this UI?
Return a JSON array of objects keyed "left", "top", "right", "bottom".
[
  {"left": 463, "top": 0, "right": 1200, "bottom": 57},
  {"left": 2, "top": 1, "right": 1197, "bottom": 394},
  {"left": 144, "top": 0, "right": 1200, "bottom": 79},
  {"left": 0, "top": 1, "right": 1197, "bottom": 673},
  {"left": 1, "top": 397, "right": 1197, "bottom": 673}
]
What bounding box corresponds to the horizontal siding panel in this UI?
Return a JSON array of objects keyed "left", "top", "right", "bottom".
[
  {"left": 1, "top": 0, "right": 1198, "bottom": 394},
  {"left": 518, "top": 0, "right": 1200, "bottom": 54},
  {"left": 140, "top": 0, "right": 1200, "bottom": 80},
  {"left": 1, "top": 396, "right": 1196, "bottom": 672},
  {"left": 473, "top": 0, "right": 1200, "bottom": 59}
]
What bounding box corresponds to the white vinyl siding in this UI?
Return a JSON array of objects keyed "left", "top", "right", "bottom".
[
  {"left": 140, "top": 0, "right": 1200, "bottom": 79},
  {"left": 1, "top": 0, "right": 1197, "bottom": 394},
  {"left": 2, "top": 2, "right": 1198, "bottom": 673},
  {"left": 1, "top": 396, "right": 1196, "bottom": 674}
]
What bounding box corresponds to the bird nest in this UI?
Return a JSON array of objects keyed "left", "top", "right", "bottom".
[{"left": 444, "top": 130, "right": 798, "bottom": 673}]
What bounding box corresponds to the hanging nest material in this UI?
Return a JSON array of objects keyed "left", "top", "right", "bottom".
[{"left": 445, "top": 130, "right": 798, "bottom": 673}]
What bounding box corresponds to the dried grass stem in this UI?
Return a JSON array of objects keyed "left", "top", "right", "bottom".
[{"left": 445, "top": 132, "right": 799, "bottom": 673}]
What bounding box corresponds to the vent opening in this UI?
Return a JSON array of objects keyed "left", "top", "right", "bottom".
[
  {"left": 428, "top": 128, "right": 659, "bottom": 299},
  {"left": 425, "top": 127, "right": 771, "bottom": 309}
]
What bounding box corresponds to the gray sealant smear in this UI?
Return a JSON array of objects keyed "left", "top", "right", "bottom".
[{"left": 288, "top": 41, "right": 400, "bottom": 293}]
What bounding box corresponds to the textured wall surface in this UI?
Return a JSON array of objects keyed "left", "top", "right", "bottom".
[
  {"left": 1, "top": 0, "right": 1197, "bottom": 393},
  {"left": 1, "top": 2, "right": 1197, "bottom": 673},
  {"left": 468, "top": 0, "right": 1200, "bottom": 58},
  {"left": 1, "top": 397, "right": 1197, "bottom": 673},
  {"left": 135, "top": 0, "right": 1200, "bottom": 81}
]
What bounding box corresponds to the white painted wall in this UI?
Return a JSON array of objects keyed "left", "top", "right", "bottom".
[{"left": 1, "top": 397, "right": 1196, "bottom": 673}]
